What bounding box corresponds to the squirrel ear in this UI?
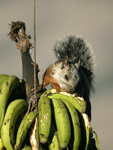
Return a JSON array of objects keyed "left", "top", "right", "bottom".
[
  {"left": 61, "top": 59, "right": 68, "bottom": 69},
  {"left": 75, "top": 60, "right": 80, "bottom": 69}
]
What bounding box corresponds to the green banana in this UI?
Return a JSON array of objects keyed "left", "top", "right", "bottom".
[
  {"left": 30, "top": 117, "right": 41, "bottom": 150},
  {"left": 38, "top": 96, "right": 51, "bottom": 143},
  {"left": 14, "top": 111, "right": 38, "bottom": 150},
  {"left": 85, "top": 126, "right": 92, "bottom": 149},
  {"left": 36, "top": 115, "right": 41, "bottom": 150},
  {"left": 48, "top": 119, "right": 62, "bottom": 150},
  {"left": 82, "top": 113, "right": 92, "bottom": 150},
  {"left": 92, "top": 131, "right": 101, "bottom": 150},
  {"left": 8, "top": 79, "right": 26, "bottom": 102},
  {"left": 76, "top": 111, "right": 86, "bottom": 150},
  {"left": 1, "top": 99, "right": 28, "bottom": 150},
  {"left": 40, "top": 89, "right": 52, "bottom": 97},
  {"left": 61, "top": 99, "right": 81, "bottom": 150},
  {"left": 0, "top": 74, "right": 9, "bottom": 87},
  {"left": 48, "top": 118, "right": 56, "bottom": 145},
  {"left": 0, "top": 75, "right": 20, "bottom": 136},
  {"left": 51, "top": 98, "right": 71, "bottom": 148},
  {"left": 48, "top": 92, "right": 86, "bottom": 114},
  {"left": 21, "top": 146, "right": 32, "bottom": 150},
  {"left": 49, "top": 132, "right": 62, "bottom": 150},
  {"left": 0, "top": 138, "right": 4, "bottom": 150}
]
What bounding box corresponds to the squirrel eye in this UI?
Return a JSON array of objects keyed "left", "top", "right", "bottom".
[
  {"left": 65, "top": 75, "right": 69, "bottom": 81},
  {"left": 61, "top": 66, "right": 64, "bottom": 70}
]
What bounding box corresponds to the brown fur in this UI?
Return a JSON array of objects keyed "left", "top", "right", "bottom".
[{"left": 42, "top": 64, "right": 61, "bottom": 92}]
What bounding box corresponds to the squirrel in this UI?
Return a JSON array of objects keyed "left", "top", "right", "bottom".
[{"left": 37, "top": 35, "right": 95, "bottom": 120}]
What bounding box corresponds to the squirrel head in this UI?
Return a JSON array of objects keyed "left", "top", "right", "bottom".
[{"left": 52, "top": 59, "right": 80, "bottom": 94}]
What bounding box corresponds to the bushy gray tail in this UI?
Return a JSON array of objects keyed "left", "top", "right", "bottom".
[{"left": 53, "top": 35, "right": 95, "bottom": 88}]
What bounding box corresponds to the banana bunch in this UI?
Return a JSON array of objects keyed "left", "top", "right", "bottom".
[
  {"left": 0, "top": 74, "right": 38, "bottom": 150},
  {"left": 0, "top": 74, "right": 24, "bottom": 137},
  {"left": 35, "top": 89, "right": 99, "bottom": 150},
  {"left": 0, "top": 74, "right": 100, "bottom": 150}
]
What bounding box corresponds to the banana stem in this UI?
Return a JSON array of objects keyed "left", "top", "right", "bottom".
[
  {"left": 21, "top": 51, "right": 39, "bottom": 102},
  {"left": 8, "top": 21, "right": 40, "bottom": 104}
]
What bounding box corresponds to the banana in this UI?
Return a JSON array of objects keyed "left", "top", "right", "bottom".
[
  {"left": 30, "top": 117, "right": 41, "bottom": 150},
  {"left": 61, "top": 99, "right": 81, "bottom": 150},
  {"left": 92, "top": 131, "right": 101, "bottom": 150},
  {"left": 1, "top": 99, "right": 28, "bottom": 150},
  {"left": 38, "top": 96, "right": 51, "bottom": 144},
  {"left": 40, "top": 89, "right": 52, "bottom": 97},
  {"left": 48, "top": 119, "right": 62, "bottom": 150},
  {"left": 0, "top": 138, "right": 4, "bottom": 150},
  {"left": 48, "top": 118, "right": 56, "bottom": 145},
  {"left": 85, "top": 126, "right": 92, "bottom": 149},
  {"left": 0, "top": 74, "right": 9, "bottom": 87},
  {"left": 48, "top": 92, "right": 86, "bottom": 114},
  {"left": 49, "top": 132, "right": 62, "bottom": 150},
  {"left": 35, "top": 116, "right": 41, "bottom": 150},
  {"left": 51, "top": 98, "right": 71, "bottom": 148},
  {"left": 21, "top": 146, "right": 32, "bottom": 150},
  {"left": 76, "top": 111, "right": 86, "bottom": 150},
  {"left": 82, "top": 113, "right": 92, "bottom": 150},
  {"left": 8, "top": 79, "right": 26, "bottom": 102},
  {"left": 14, "top": 111, "right": 38, "bottom": 150},
  {"left": 0, "top": 75, "right": 20, "bottom": 136}
]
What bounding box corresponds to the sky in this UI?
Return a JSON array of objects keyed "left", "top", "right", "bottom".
[{"left": 0, "top": 1, "right": 113, "bottom": 149}]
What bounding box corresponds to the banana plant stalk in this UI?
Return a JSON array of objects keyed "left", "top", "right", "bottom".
[{"left": 8, "top": 21, "right": 40, "bottom": 103}]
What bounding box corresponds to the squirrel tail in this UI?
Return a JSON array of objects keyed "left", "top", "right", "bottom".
[{"left": 53, "top": 35, "right": 95, "bottom": 89}]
